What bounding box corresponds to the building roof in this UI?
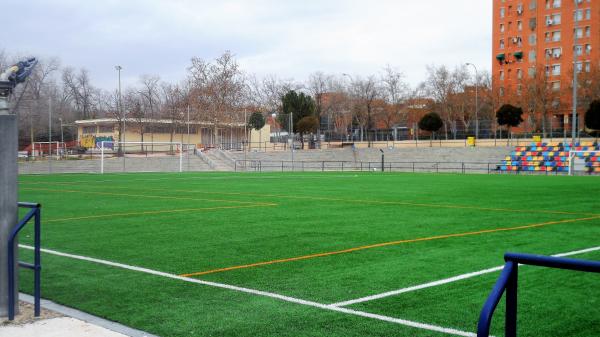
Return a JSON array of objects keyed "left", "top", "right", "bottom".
[{"left": 74, "top": 118, "right": 246, "bottom": 128}]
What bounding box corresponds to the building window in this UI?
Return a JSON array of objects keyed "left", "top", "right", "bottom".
[
  {"left": 500, "top": 71, "right": 505, "bottom": 81},
  {"left": 574, "top": 9, "right": 583, "bottom": 21},
  {"left": 529, "top": 0, "right": 537, "bottom": 10},
  {"left": 500, "top": 39, "right": 505, "bottom": 49},
  {"left": 528, "top": 67, "right": 536, "bottom": 78},
  {"left": 552, "top": 31, "right": 561, "bottom": 42},
  {"left": 574, "top": 45, "right": 583, "bottom": 56},
  {"left": 585, "top": 9, "right": 591, "bottom": 20},
  {"left": 575, "top": 62, "right": 583, "bottom": 73},
  {"left": 552, "top": 64, "right": 561, "bottom": 76},
  {"left": 529, "top": 17, "right": 537, "bottom": 30},
  {"left": 551, "top": 13, "right": 561, "bottom": 24},
  {"left": 499, "top": 87, "right": 505, "bottom": 97},
  {"left": 529, "top": 50, "right": 537, "bottom": 61},
  {"left": 574, "top": 27, "right": 583, "bottom": 38},
  {"left": 545, "top": 0, "right": 550, "bottom": 9},
  {"left": 529, "top": 34, "right": 536, "bottom": 45},
  {"left": 500, "top": 7, "right": 505, "bottom": 18},
  {"left": 500, "top": 23, "right": 505, "bottom": 32},
  {"left": 585, "top": 62, "right": 591, "bottom": 73},
  {"left": 517, "top": 69, "right": 523, "bottom": 79},
  {"left": 585, "top": 44, "right": 592, "bottom": 54},
  {"left": 513, "top": 36, "right": 523, "bottom": 47},
  {"left": 98, "top": 125, "right": 113, "bottom": 133},
  {"left": 553, "top": 0, "right": 561, "bottom": 8},
  {"left": 585, "top": 26, "right": 591, "bottom": 37},
  {"left": 83, "top": 126, "right": 96, "bottom": 134},
  {"left": 517, "top": 20, "right": 523, "bottom": 31},
  {"left": 552, "top": 47, "right": 562, "bottom": 58},
  {"left": 551, "top": 81, "right": 561, "bottom": 91}
]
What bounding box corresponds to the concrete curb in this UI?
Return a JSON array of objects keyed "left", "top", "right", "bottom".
[{"left": 19, "top": 293, "right": 160, "bottom": 337}]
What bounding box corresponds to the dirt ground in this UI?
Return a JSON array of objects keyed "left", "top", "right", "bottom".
[{"left": 0, "top": 301, "right": 62, "bottom": 326}]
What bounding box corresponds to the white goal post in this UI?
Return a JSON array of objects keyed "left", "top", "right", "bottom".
[
  {"left": 568, "top": 150, "right": 600, "bottom": 176},
  {"left": 99, "top": 141, "right": 184, "bottom": 174}
]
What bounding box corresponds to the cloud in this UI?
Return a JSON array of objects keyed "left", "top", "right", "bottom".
[{"left": 0, "top": 0, "right": 492, "bottom": 89}]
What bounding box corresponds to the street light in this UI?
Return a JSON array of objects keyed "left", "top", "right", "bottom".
[
  {"left": 115, "top": 65, "right": 123, "bottom": 153},
  {"left": 342, "top": 73, "right": 355, "bottom": 142},
  {"left": 465, "top": 63, "right": 479, "bottom": 139}
]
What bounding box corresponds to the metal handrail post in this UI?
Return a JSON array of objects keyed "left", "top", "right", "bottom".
[{"left": 8, "top": 203, "right": 41, "bottom": 320}]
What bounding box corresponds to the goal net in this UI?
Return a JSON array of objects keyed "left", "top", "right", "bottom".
[
  {"left": 99, "top": 141, "right": 185, "bottom": 174},
  {"left": 568, "top": 150, "right": 600, "bottom": 175}
]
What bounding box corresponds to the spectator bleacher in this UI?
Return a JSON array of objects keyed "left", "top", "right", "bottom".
[{"left": 499, "top": 141, "right": 600, "bottom": 174}]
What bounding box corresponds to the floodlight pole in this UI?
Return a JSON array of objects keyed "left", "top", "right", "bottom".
[
  {"left": 115, "top": 66, "right": 123, "bottom": 155},
  {"left": 571, "top": 1, "right": 579, "bottom": 145},
  {"left": 289, "top": 112, "right": 294, "bottom": 168},
  {"left": 0, "top": 85, "right": 19, "bottom": 317},
  {"left": 48, "top": 96, "right": 52, "bottom": 173},
  {"left": 0, "top": 58, "right": 38, "bottom": 317},
  {"left": 187, "top": 105, "right": 190, "bottom": 171}
]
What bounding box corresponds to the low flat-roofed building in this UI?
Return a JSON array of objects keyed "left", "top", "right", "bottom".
[{"left": 75, "top": 118, "right": 270, "bottom": 150}]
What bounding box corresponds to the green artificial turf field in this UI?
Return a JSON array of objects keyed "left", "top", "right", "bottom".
[{"left": 15, "top": 172, "right": 600, "bottom": 337}]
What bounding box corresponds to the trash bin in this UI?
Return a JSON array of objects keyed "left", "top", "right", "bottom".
[{"left": 467, "top": 136, "right": 476, "bottom": 147}]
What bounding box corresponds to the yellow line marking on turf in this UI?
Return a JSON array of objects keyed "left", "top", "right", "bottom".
[
  {"left": 176, "top": 190, "right": 597, "bottom": 217},
  {"left": 45, "top": 204, "right": 278, "bottom": 223},
  {"left": 180, "top": 216, "right": 600, "bottom": 277},
  {"left": 21, "top": 182, "right": 597, "bottom": 217},
  {"left": 20, "top": 187, "right": 275, "bottom": 206}
]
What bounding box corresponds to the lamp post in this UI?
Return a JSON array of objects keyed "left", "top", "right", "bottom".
[
  {"left": 187, "top": 105, "right": 191, "bottom": 170},
  {"left": 289, "top": 112, "right": 294, "bottom": 166},
  {"left": 465, "top": 63, "right": 479, "bottom": 139},
  {"left": 572, "top": 1, "right": 579, "bottom": 145},
  {"left": 48, "top": 95, "right": 53, "bottom": 173},
  {"left": 115, "top": 65, "right": 123, "bottom": 153}
]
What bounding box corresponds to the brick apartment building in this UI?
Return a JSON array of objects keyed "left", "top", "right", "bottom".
[{"left": 492, "top": 0, "right": 599, "bottom": 132}]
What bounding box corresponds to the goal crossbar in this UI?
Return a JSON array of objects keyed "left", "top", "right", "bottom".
[{"left": 99, "top": 141, "right": 183, "bottom": 174}]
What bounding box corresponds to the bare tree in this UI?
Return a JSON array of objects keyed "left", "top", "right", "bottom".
[
  {"left": 139, "top": 75, "right": 161, "bottom": 145},
  {"left": 187, "top": 51, "right": 246, "bottom": 142},
  {"left": 380, "top": 65, "right": 410, "bottom": 137},
  {"left": 347, "top": 75, "right": 379, "bottom": 146},
  {"left": 122, "top": 90, "right": 146, "bottom": 151},
  {"left": 308, "top": 71, "right": 331, "bottom": 118},
  {"left": 101, "top": 89, "right": 126, "bottom": 153},
  {"left": 424, "top": 65, "right": 453, "bottom": 139},
  {"left": 14, "top": 58, "right": 60, "bottom": 145},
  {"left": 160, "top": 82, "right": 186, "bottom": 149},
  {"left": 62, "top": 67, "right": 96, "bottom": 120}
]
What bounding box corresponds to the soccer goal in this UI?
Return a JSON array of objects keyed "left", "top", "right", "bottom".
[
  {"left": 568, "top": 150, "right": 600, "bottom": 175},
  {"left": 31, "top": 141, "right": 66, "bottom": 158},
  {"left": 99, "top": 141, "right": 184, "bottom": 174}
]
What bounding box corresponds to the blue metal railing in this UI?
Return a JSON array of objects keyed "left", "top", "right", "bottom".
[
  {"left": 7, "top": 202, "right": 41, "bottom": 320},
  {"left": 477, "top": 252, "right": 600, "bottom": 337}
]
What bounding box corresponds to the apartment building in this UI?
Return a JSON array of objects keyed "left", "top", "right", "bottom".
[{"left": 492, "top": 0, "right": 599, "bottom": 131}]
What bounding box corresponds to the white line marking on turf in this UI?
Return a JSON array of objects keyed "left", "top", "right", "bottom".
[
  {"left": 330, "top": 246, "right": 600, "bottom": 307},
  {"left": 19, "top": 244, "right": 476, "bottom": 337}
]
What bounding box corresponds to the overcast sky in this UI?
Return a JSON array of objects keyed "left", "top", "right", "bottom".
[{"left": 1, "top": 0, "right": 492, "bottom": 90}]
